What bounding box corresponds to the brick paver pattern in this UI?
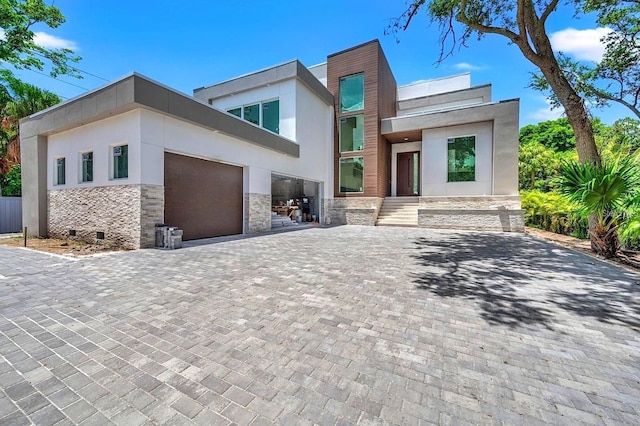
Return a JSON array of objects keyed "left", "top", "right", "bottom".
[{"left": 0, "top": 226, "right": 639, "bottom": 425}]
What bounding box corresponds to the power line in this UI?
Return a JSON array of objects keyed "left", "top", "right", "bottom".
[{"left": 29, "top": 50, "right": 110, "bottom": 82}]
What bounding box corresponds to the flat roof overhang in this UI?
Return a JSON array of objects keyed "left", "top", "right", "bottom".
[
  {"left": 20, "top": 73, "right": 300, "bottom": 158},
  {"left": 381, "top": 99, "right": 520, "bottom": 143}
]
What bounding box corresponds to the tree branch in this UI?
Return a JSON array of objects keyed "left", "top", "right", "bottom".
[{"left": 540, "top": 0, "right": 560, "bottom": 24}]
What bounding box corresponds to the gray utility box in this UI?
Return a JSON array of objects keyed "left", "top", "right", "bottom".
[{"left": 155, "top": 225, "right": 183, "bottom": 249}]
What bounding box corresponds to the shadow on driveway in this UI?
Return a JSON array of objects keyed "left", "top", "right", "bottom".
[{"left": 411, "top": 232, "right": 640, "bottom": 331}]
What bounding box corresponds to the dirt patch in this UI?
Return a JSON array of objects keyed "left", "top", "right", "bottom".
[
  {"left": 525, "top": 226, "right": 640, "bottom": 273},
  {"left": 0, "top": 236, "right": 125, "bottom": 257}
]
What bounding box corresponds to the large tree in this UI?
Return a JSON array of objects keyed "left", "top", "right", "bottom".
[
  {"left": 531, "top": 1, "right": 640, "bottom": 119},
  {"left": 387, "top": 0, "right": 601, "bottom": 165},
  {"left": 0, "top": 70, "right": 60, "bottom": 180},
  {"left": 0, "top": 0, "right": 80, "bottom": 78}
]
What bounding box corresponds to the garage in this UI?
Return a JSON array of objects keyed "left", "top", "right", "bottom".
[{"left": 164, "top": 152, "right": 243, "bottom": 240}]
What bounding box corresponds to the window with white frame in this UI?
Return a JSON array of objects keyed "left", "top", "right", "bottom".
[
  {"left": 226, "top": 99, "right": 280, "bottom": 134},
  {"left": 55, "top": 157, "right": 65, "bottom": 185},
  {"left": 113, "top": 145, "right": 128, "bottom": 179},
  {"left": 80, "top": 152, "right": 93, "bottom": 183}
]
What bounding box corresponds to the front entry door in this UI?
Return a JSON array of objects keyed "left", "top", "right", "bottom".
[{"left": 397, "top": 151, "right": 420, "bottom": 196}]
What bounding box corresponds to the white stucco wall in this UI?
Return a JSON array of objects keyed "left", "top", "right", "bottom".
[
  {"left": 138, "top": 107, "right": 331, "bottom": 196},
  {"left": 398, "top": 97, "right": 486, "bottom": 116},
  {"left": 207, "top": 79, "right": 297, "bottom": 141},
  {"left": 421, "top": 121, "right": 493, "bottom": 196},
  {"left": 397, "top": 74, "right": 471, "bottom": 101},
  {"left": 295, "top": 81, "right": 334, "bottom": 197},
  {"left": 47, "top": 110, "right": 142, "bottom": 190}
]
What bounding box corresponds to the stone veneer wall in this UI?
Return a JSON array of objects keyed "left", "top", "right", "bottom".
[
  {"left": 245, "top": 193, "right": 271, "bottom": 233},
  {"left": 418, "top": 195, "right": 524, "bottom": 232},
  {"left": 326, "top": 197, "right": 384, "bottom": 226},
  {"left": 48, "top": 184, "right": 164, "bottom": 249},
  {"left": 140, "top": 185, "right": 164, "bottom": 248}
]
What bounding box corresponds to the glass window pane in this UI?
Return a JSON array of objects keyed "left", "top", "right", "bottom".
[
  {"left": 82, "top": 152, "right": 93, "bottom": 182},
  {"left": 56, "top": 158, "right": 65, "bottom": 185},
  {"left": 340, "top": 74, "right": 364, "bottom": 113},
  {"left": 243, "top": 104, "right": 260, "bottom": 125},
  {"left": 227, "top": 107, "right": 241, "bottom": 117},
  {"left": 340, "top": 115, "right": 364, "bottom": 152},
  {"left": 262, "top": 100, "right": 279, "bottom": 133},
  {"left": 447, "top": 136, "right": 476, "bottom": 182},
  {"left": 114, "top": 145, "right": 128, "bottom": 179},
  {"left": 339, "top": 157, "right": 364, "bottom": 193}
]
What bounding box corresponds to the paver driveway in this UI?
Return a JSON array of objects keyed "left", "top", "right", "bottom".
[{"left": 0, "top": 226, "right": 639, "bottom": 425}]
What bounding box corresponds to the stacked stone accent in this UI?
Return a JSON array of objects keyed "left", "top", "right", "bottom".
[
  {"left": 326, "top": 197, "right": 384, "bottom": 226},
  {"left": 245, "top": 193, "right": 271, "bottom": 233},
  {"left": 418, "top": 195, "right": 524, "bottom": 232},
  {"left": 48, "top": 184, "right": 164, "bottom": 249},
  {"left": 140, "top": 185, "right": 164, "bottom": 248}
]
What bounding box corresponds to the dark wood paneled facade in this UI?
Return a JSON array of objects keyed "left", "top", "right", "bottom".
[{"left": 327, "top": 40, "right": 397, "bottom": 198}]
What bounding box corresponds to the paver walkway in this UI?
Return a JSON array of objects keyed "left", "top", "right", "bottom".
[{"left": 0, "top": 226, "right": 638, "bottom": 425}]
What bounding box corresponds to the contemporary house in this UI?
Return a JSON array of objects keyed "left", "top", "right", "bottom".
[{"left": 20, "top": 40, "right": 522, "bottom": 249}]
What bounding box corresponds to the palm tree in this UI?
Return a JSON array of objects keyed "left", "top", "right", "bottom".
[
  {"left": 560, "top": 155, "right": 640, "bottom": 258},
  {"left": 0, "top": 70, "right": 61, "bottom": 193}
]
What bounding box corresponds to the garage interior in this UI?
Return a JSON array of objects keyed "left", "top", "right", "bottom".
[{"left": 271, "top": 173, "right": 320, "bottom": 225}]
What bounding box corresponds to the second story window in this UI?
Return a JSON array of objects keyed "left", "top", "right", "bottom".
[
  {"left": 340, "top": 73, "right": 364, "bottom": 113},
  {"left": 226, "top": 99, "right": 280, "bottom": 134}
]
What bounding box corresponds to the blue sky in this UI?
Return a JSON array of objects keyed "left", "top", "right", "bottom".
[{"left": 9, "top": 0, "right": 630, "bottom": 127}]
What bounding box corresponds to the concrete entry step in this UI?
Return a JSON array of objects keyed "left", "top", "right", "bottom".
[{"left": 376, "top": 197, "right": 419, "bottom": 227}]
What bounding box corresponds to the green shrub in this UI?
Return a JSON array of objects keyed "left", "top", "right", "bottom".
[
  {"left": 521, "top": 190, "right": 588, "bottom": 238},
  {"left": 0, "top": 164, "right": 21, "bottom": 196}
]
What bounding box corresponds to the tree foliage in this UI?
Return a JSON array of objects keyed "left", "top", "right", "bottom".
[
  {"left": 388, "top": 0, "right": 601, "bottom": 165},
  {"left": 560, "top": 154, "right": 640, "bottom": 257},
  {"left": 531, "top": 1, "right": 640, "bottom": 119},
  {"left": 0, "top": 0, "right": 80, "bottom": 78},
  {"left": 520, "top": 117, "right": 576, "bottom": 152}
]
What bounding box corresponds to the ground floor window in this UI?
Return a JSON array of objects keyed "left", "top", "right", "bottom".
[
  {"left": 447, "top": 136, "right": 475, "bottom": 182},
  {"left": 113, "top": 145, "right": 128, "bottom": 179},
  {"left": 81, "top": 152, "right": 93, "bottom": 183},
  {"left": 55, "top": 158, "right": 65, "bottom": 185},
  {"left": 339, "top": 156, "right": 364, "bottom": 193}
]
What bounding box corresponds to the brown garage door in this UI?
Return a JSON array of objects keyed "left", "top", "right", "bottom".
[{"left": 164, "top": 152, "right": 243, "bottom": 240}]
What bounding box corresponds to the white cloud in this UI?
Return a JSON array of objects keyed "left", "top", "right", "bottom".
[
  {"left": 33, "top": 32, "right": 78, "bottom": 50},
  {"left": 528, "top": 98, "right": 565, "bottom": 121},
  {"left": 453, "top": 62, "right": 487, "bottom": 71},
  {"left": 550, "top": 27, "right": 612, "bottom": 62},
  {"left": 0, "top": 29, "right": 78, "bottom": 50}
]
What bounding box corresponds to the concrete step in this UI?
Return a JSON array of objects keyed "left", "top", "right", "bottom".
[{"left": 376, "top": 197, "right": 420, "bottom": 228}]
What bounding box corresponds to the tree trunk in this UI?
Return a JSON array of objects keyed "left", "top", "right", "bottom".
[{"left": 539, "top": 65, "right": 601, "bottom": 165}]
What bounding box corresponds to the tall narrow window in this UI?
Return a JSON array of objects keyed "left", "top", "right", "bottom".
[
  {"left": 55, "top": 158, "right": 65, "bottom": 185},
  {"left": 340, "top": 115, "right": 364, "bottom": 152},
  {"left": 447, "top": 136, "right": 476, "bottom": 182},
  {"left": 227, "top": 107, "right": 241, "bottom": 117},
  {"left": 243, "top": 104, "right": 260, "bottom": 125},
  {"left": 81, "top": 152, "right": 93, "bottom": 183},
  {"left": 262, "top": 100, "right": 279, "bottom": 134},
  {"left": 339, "top": 157, "right": 364, "bottom": 193},
  {"left": 340, "top": 73, "right": 364, "bottom": 113},
  {"left": 113, "top": 145, "right": 128, "bottom": 179}
]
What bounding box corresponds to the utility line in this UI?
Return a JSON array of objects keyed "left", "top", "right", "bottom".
[{"left": 29, "top": 50, "right": 110, "bottom": 82}]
